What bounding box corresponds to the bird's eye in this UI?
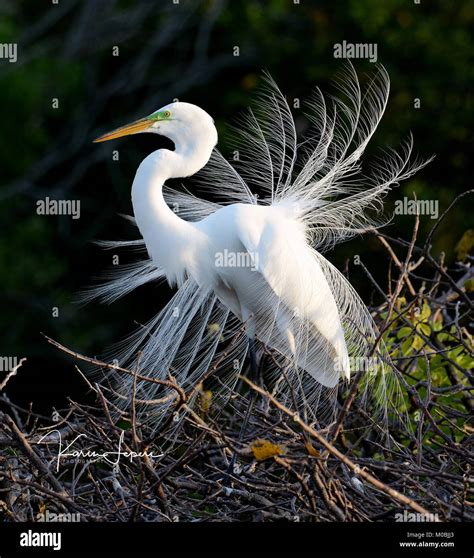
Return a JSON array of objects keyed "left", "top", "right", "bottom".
[{"left": 163, "top": 110, "right": 171, "bottom": 118}]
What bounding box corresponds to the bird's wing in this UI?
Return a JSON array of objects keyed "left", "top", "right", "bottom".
[
  {"left": 234, "top": 212, "right": 400, "bottom": 424},
  {"left": 234, "top": 211, "right": 349, "bottom": 390}
]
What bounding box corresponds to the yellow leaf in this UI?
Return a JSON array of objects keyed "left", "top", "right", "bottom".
[
  {"left": 455, "top": 229, "right": 474, "bottom": 261},
  {"left": 251, "top": 438, "right": 284, "bottom": 461},
  {"left": 464, "top": 278, "right": 474, "bottom": 292},
  {"left": 396, "top": 296, "right": 407, "bottom": 310},
  {"left": 304, "top": 440, "right": 320, "bottom": 457},
  {"left": 416, "top": 322, "right": 431, "bottom": 336},
  {"left": 207, "top": 322, "right": 224, "bottom": 341},
  {"left": 196, "top": 383, "right": 212, "bottom": 414},
  {"left": 412, "top": 334, "right": 424, "bottom": 350},
  {"left": 419, "top": 300, "right": 431, "bottom": 322},
  {"left": 207, "top": 323, "right": 220, "bottom": 334}
]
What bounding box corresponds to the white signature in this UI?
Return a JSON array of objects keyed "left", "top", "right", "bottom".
[{"left": 38, "top": 429, "right": 163, "bottom": 472}]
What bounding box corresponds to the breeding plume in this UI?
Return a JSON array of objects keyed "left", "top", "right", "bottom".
[{"left": 89, "top": 64, "right": 430, "bottom": 433}]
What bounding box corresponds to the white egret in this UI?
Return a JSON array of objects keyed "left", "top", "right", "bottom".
[{"left": 89, "top": 64, "right": 431, "bottom": 438}]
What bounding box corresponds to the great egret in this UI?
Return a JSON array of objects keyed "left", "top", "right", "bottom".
[{"left": 89, "top": 64, "right": 431, "bottom": 438}]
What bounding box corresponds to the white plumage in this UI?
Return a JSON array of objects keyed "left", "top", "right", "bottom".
[{"left": 87, "top": 64, "right": 431, "bottom": 431}]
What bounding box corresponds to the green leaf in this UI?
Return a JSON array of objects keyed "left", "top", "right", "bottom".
[
  {"left": 116, "top": 419, "right": 132, "bottom": 430},
  {"left": 401, "top": 337, "right": 413, "bottom": 355},
  {"left": 397, "top": 326, "right": 413, "bottom": 339}
]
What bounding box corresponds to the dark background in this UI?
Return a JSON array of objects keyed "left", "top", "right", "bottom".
[{"left": 0, "top": 0, "right": 472, "bottom": 413}]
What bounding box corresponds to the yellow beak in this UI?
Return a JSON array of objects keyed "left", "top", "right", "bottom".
[{"left": 93, "top": 117, "right": 151, "bottom": 143}]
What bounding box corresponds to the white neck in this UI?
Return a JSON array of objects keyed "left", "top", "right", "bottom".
[{"left": 131, "top": 126, "right": 216, "bottom": 286}]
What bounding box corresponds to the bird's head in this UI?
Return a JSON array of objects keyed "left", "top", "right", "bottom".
[{"left": 94, "top": 101, "right": 218, "bottom": 150}]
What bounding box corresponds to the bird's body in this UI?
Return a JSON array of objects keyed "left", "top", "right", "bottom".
[
  {"left": 125, "top": 101, "right": 350, "bottom": 391},
  {"left": 204, "top": 201, "right": 350, "bottom": 388},
  {"left": 141, "top": 186, "right": 349, "bottom": 387},
  {"left": 90, "top": 65, "right": 431, "bottom": 430}
]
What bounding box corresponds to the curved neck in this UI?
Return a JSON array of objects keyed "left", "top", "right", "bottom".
[
  {"left": 131, "top": 131, "right": 215, "bottom": 284},
  {"left": 132, "top": 150, "right": 183, "bottom": 233}
]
